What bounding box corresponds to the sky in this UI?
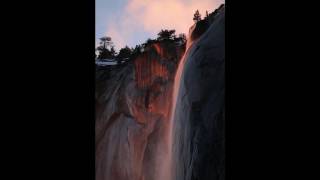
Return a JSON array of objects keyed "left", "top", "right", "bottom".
[{"left": 96, "top": 0, "right": 224, "bottom": 50}]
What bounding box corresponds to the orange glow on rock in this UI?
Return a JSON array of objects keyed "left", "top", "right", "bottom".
[{"left": 134, "top": 44, "right": 171, "bottom": 90}]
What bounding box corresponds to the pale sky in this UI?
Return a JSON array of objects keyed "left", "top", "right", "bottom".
[{"left": 96, "top": 0, "right": 224, "bottom": 50}]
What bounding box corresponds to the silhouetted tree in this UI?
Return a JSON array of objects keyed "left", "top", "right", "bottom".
[
  {"left": 110, "top": 46, "right": 116, "bottom": 57},
  {"left": 146, "top": 38, "right": 156, "bottom": 45},
  {"left": 157, "top": 29, "right": 176, "bottom": 41},
  {"left": 131, "top": 45, "right": 142, "bottom": 59},
  {"left": 117, "top": 46, "right": 132, "bottom": 60},
  {"left": 97, "top": 46, "right": 110, "bottom": 59},
  {"left": 178, "top": 33, "right": 187, "bottom": 44},
  {"left": 193, "top": 10, "right": 201, "bottom": 22},
  {"left": 206, "top": 10, "right": 209, "bottom": 18},
  {"left": 99, "top": 36, "right": 113, "bottom": 49},
  {"left": 96, "top": 36, "right": 116, "bottom": 59}
]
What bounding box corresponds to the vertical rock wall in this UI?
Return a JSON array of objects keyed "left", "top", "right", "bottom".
[
  {"left": 95, "top": 40, "right": 184, "bottom": 180},
  {"left": 172, "top": 6, "right": 225, "bottom": 180}
]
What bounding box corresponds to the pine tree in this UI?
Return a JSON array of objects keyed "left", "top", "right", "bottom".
[
  {"left": 110, "top": 46, "right": 116, "bottom": 57},
  {"left": 193, "top": 10, "right": 201, "bottom": 22},
  {"left": 99, "top": 36, "right": 112, "bottom": 49},
  {"left": 157, "top": 29, "right": 176, "bottom": 41},
  {"left": 117, "top": 46, "right": 132, "bottom": 60},
  {"left": 178, "top": 33, "right": 186, "bottom": 44},
  {"left": 96, "top": 36, "right": 115, "bottom": 59}
]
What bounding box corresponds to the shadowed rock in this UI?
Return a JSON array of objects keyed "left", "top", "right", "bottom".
[{"left": 172, "top": 5, "right": 225, "bottom": 180}]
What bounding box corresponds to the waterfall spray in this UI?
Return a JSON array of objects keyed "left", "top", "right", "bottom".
[{"left": 157, "top": 23, "right": 198, "bottom": 180}]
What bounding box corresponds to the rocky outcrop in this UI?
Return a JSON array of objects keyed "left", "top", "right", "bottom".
[
  {"left": 95, "top": 39, "right": 184, "bottom": 180},
  {"left": 171, "top": 5, "right": 225, "bottom": 180},
  {"left": 95, "top": 4, "right": 225, "bottom": 180}
]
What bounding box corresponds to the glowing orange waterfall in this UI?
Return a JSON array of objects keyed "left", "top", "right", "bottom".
[{"left": 154, "top": 24, "right": 197, "bottom": 180}]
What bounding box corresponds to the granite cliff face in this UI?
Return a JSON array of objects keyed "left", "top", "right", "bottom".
[
  {"left": 171, "top": 6, "right": 225, "bottom": 180},
  {"left": 95, "top": 4, "right": 225, "bottom": 180},
  {"left": 95, "top": 38, "right": 184, "bottom": 180}
]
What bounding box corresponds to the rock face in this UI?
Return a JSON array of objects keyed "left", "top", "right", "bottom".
[
  {"left": 95, "top": 4, "right": 225, "bottom": 180},
  {"left": 95, "top": 39, "right": 184, "bottom": 180},
  {"left": 171, "top": 5, "right": 225, "bottom": 180}
]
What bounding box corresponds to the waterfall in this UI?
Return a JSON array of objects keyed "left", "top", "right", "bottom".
[
  {"left": 158, "top": 23, "right": 197, "bottom": 180},
  {"left": 96, "top": 5, "right": 225, "bottom": 179}
]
